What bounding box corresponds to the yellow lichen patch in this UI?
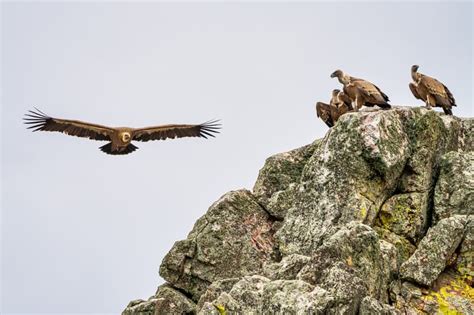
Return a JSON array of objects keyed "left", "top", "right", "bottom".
[
  {"left": 421, "top": 278, "right": 474, "bottom": 314},
  {"left": 346, "top": 256, "right": 353, "bottom": 267},
  {"left": 354, "top": 192, "right": 374, "bottom": 222},
  {"left": 373, "top": 227, "right": 416, "bottom": 263},
  {"left": 359, "top": 206, "right": 368, "bottom": 221},
  {"left": 214, "top": 304, "right": 227, "bottom": 315},
  {"left": 456, "top": 264, "right": 474, "bottom": 286},
  {"left": 377, "top": 211, "right": 391, "bottom": 228}
]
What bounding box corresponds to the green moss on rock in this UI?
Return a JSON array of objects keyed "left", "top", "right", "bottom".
[
  {"left": 376, "top": 192, "right": 429, "bottom": 243},
  {"left": 123, "top": 107, "right": 474, "bottom": 314},
  {"left": 434, "top": 151, "right": 474, "bottom": 224}
]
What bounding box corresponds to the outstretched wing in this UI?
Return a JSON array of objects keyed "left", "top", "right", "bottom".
[
  {"left": 23, "top": 108, "right": 114, "bottom": 141},
  {"left": 132, "top": 120, "right": 221, "bottom": 142},
  {"left": 316, "top": 102, "right": 334, "bottom": 128}
]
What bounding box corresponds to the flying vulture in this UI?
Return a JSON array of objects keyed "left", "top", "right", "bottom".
[
  {"left": 24, "top": 108, "right": 221, "bottom": 155},
  {"left": 409, "top": 65, "right": 456, "bottom": 115},
  {"left": 330, "top": 69, "right": 391, "bottom": 111},
  {"left": 316, "top": 89, "right": 353, "bottom": 127}
]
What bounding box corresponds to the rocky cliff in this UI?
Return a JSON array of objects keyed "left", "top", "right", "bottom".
[{"left": 123, "top": 107, "right": 473, "bottom": 314}]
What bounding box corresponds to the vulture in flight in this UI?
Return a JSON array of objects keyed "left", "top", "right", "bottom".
[
  {"left": 330, "top": 69, "right": 391, "bottom": 111},
  {"left": 24, "top": 108, "right": 221, "bottom": 155},
  {"left": 409, "top": 65, "right": 456, "bottom": 115},
  {"left": 316, "top": 89, "right": 353, "bottom": 127}
]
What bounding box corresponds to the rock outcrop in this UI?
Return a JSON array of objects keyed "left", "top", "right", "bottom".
[{"left": 122, "top": 107, "right": 473, "bottom": 314}]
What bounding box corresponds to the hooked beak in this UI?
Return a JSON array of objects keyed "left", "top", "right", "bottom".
[{"left": 330, "top": 72, "right": 337, "bottom": 78}]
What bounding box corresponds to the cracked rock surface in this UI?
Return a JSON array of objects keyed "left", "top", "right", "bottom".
[
  {"left": 159, "top": 189, "right": 279, "bottom": 301},
  {"left": 122, "top": 107, "right": 473, "bottom": 314}
]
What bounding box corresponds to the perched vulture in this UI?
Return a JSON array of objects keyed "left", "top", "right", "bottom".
[
  {"left": 409, "top": 65, "right": 456, "bottom": 115},
  {"left": 24, "top": 108, "right": 221, "bottom": 155},
  {"left": 316, "top": 89, "right": 353, "bottom": 127},
  {"left": 330, "top": 69, "right": 391, "bottom": 111}
]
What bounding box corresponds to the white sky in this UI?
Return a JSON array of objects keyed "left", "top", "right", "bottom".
[{"left": 1, "top": 1, "right": 472, "bottom": 314}]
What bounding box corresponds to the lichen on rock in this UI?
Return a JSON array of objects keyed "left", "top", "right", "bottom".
[
  {"left": 277, "top": 109, "right": 413, "bottom": 256},
  {"left": 253, "top": 141, "right": 318, "bottom": 219},
  {"left": 122, "top": 298, "right": 157, "bottom": 315},
  {"left": 263, "top": 254, "right": 311, "bottom": 280},
  {"left": 159, "top": 189, "right": 279, "bottom": 301},
  {"left": 359, "top": 296, "right": 399, "bottom": 315},
  {"left": 376, "top": 192, "right": 429, "bottom": 244},
  {"left": 123, "top": 107, "right": 473, "bottom": 315},
  {"left": 434, "top": 151, "right": 474, "bottom": 223},
  {"left": 297, "top": 222, "right": 390, "bottom": 303},
  {"left": 400, "top": 215, "right": 469, "bottom": 286}
]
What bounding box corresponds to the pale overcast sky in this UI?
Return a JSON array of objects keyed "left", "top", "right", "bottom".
[{"left": 2, "top": 2, "right": 472, "bottom": 314}]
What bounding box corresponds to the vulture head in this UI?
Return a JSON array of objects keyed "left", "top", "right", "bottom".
[
  {"left": 330, "top": 69, "right": 349, "bottom": 84},
  {"left": 330, "top": 69, "right": 343, "bottom": 78},
  {"left": 332, "top": 89, "right": 341, "bottom": 96},
  {"left": 411, "top": 65, "right": 420, "bottom": 81},
  {"left": 120, "top": 132, "right": 131, "bottom": 143}
]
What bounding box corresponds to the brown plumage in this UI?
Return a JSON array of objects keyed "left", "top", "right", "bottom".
[
  {"left": 23, "top": 108, "right": 221, "bottom": 155},
  {"left": 409, "top": 65, "right": 456, "bottom": 115},
  {"left": 330, "top": 69, "right": 391, "bottom": 111},
  {"left": 316, "top": 89, "right": 353, "bottom": 127}
]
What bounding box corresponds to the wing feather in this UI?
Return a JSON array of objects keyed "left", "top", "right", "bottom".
[
  {"left": 420, "top": 76, "right": 447, "bottom": 98},
  {"left": 353, "top": 81, "right": 389, "bottom": 103},
  {"left": 23, "top": 108, "right": 113, "bottom": 141},
  {"left": 442, "top": 84, "right": 456, "bottom": 106},
  {"left": 132, "top": 120, "right": 221, "bottom": 142},
  {"left": 338, "top": 91, "right": 352, "bottom": 105},
  {"left": 409, "top": 83, "right": 423, "bottom": 100},
  {"left": 372, "top": 84, "right": 390, "bottom": 102},
  {"left": 420, "top": 75, "right": 456, "bottom": 107},
  {"left": 316, "top": 102, "right": 334, "bottom": 127},
  {"left": 349, "top": 76, "right": 364, "bottom": 82}
]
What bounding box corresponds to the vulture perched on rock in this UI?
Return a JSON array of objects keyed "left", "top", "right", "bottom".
[
  {"left": 316, "top": 89, "right": 353, "bottom": 127},
  {"left": 24, "top": 108, "right": 221, "bottom": 155},
  {"left": 409, "top": 65, "right": 456, "bottom": 115},
  {"left": 330, "top": 69, "right": 391, "bottom": 111}
]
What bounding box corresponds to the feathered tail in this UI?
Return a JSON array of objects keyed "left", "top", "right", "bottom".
[{"left": 99, "top": 142, "right": 138, "bottom": 155}]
